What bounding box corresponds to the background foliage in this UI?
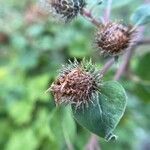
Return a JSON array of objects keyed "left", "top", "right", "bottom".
[{"left": 0, "top": 0, "right": 150, "bottom": 150}]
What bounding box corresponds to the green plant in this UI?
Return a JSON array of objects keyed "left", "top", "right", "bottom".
[{"left": 0, "top": 0, "right": 150, "bottom": 150}]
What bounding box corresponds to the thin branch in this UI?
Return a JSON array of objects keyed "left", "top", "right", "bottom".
[
  {"left": 103, "top": 0, "right": 113, "bottom": 22},
  {"left": 137, "top": 38, "right": 150, "bottom": 45},
  {"left": 100, "top": 58, "right": 115, "bottom": 75},
  {"left": 82, "top": 8, "right": 102, "bottom": 27},
  {"left": 82, "top": 0, "right": 113, "bottom": 27},
  {"left": 114, "top": 46, "right": 135, "bottom": 81},
  {"left": 84, "top": 134, "right": 100, "bottom": 150}
]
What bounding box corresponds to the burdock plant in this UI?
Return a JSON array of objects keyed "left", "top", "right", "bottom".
[{"left": 40, "top": 0, "right": 150, "bottom": 142}]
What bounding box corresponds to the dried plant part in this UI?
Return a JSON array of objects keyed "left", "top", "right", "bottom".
[
  {"left": 48, "top": 59, "right": 102, "bottom": 109},
  {"left": 95, "top": 22, "right": 137, "bottom": 57},
  {"left": 39, "top": 0, "right": 86, "bottom": 22}
]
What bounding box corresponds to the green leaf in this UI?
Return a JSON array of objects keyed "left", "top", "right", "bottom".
[
  {"left": 130, "top": 4, "right": 150, "bottom": 26},
  {"left": 72, "top": 81, "right": 127, "bottom": 141}
]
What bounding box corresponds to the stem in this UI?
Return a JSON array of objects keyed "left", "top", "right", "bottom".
[
  {"left": 104, "top": 0, "right": 113, "bottom": 22},
  {"left": 100, "top": 58, "right": 115, "bottom": 75},
  {"left": 114, "top": 47, "right": 135, "bottom": 81},
  {"left": 137, "top": 38, "right": 150, "bottom": 45},
  {"left": 84, "top": 134, "right": 100, "bottom": 150},
  {"left": 82, "top": 8, "right": 102, "bottom": 27}
]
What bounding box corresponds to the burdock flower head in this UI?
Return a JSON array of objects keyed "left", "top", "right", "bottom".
[
  {"left": 39, "top": 0, "right": 86, "bottom": 22},
  {"left": 95, "top": 22, "right": 137, "bottom": 57},
  {"left": 48, "top": 59, "right": 102, "bottom": 109}
]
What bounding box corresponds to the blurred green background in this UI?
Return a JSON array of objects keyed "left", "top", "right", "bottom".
[{"left": 0, "top": 0, "right": 150, "bottom": 150}]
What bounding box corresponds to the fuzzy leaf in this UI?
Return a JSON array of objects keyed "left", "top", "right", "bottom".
[
  {"left": 131, "top": 4, "right": 150, "bottom": 26},
  {"left": 72, "top": 81, "right": 127, "bottom": 141}
]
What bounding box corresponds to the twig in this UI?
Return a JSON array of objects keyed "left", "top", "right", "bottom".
[
  {"left": 100, "top": 58, "right": 115, "bottom": 75},
  {"left": 114, "top": 46, "right": 135, "bottom": 80},
  {"left": 137, "top": 38, "right": 150, "bottom": 45},
  {"left": 82, "top": 8, "right": 102, "bottom": 27},
  {"left": 84, "top": 134, "right": 100, "bottom": 150},
  {"left": 103, "top": 0, "right": 113, "bottom": 22}
]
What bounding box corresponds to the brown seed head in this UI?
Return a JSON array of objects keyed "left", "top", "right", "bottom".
[
  {"left": 95, "top": 22, "right": 136, "bottom": 56},
  {"left": 49, "top": 60, "right": 102, "bottom": 108},
  {"left": 39, "top": 0, "right": 86, "bottom": 22},
  {"left": 51, "top": 68, "right": 95, "bottom": 103}
]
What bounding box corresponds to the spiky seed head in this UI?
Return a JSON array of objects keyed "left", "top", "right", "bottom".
[
  {"left": 95, "top": 22, "right": 137, "bottom": 56},
  {"left": 49, "top": 59, "right": 102, "bottom": 109},
  {"left": 39, "top": 0, "right": 86, "bottom": 22}
]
